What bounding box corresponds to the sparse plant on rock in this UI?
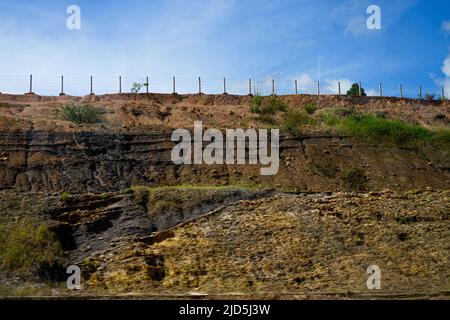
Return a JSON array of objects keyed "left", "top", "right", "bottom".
[
  {"left": 304, "top": 103, "right": 318, "bottom": 115},
  {"left": 250, "top": 94, "right": 287, "bottom": 115},
  {"left": 55, "top": 102, "right": 104, "bottom": 124},
  {"left": 425, "top": 93, "right": 436, "bottom": 101}
]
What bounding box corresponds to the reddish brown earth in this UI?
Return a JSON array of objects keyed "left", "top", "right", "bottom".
[{"left": 0, "top": 93, "right": 448, "bottom": 299}]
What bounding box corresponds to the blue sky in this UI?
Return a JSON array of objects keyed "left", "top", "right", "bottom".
[{"left": 0, "top": 0, "right": 449, "bottom": 96}]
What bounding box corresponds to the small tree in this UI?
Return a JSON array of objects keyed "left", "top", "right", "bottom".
[
  {"left": 425, "top": 93, "right": 435, "bottom": 101},
  {"left": 131, "top": 82, "right": 143, "bottom": 93},
  {"left": 347, "top": 83, "right": 367, "bottom": 97}
]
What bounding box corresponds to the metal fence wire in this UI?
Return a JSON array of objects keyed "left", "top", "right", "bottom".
[{"left": 0, "top": 75, "right": 446, "bottom": 100}]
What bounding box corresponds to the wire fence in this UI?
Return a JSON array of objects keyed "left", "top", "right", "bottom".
[{"left": 0, "top": 75, "right": 446, "bottom": 100}]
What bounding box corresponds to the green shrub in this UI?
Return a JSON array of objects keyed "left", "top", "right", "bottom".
[
  {"left": 269, "top": 96, "right": 287, "bottom": 113},
  {"left": 259, "top": 103, "right": 276, "bottom": 115},
  {"left": 0, "top": 217, "right": 63, "bottom": 273},
  {"left": 347, "top": 83, "right": 366, "bottom": 97},
  {"left": 429, "top": 128, "right": 450, "bottom": 149},
  {"left": 56, "top": 102, "right": 104, "bottom": 124},
  {"left": 250, "top": 95, "right": 287, "bottom": 115},
  {"left": 250, "top": 94, "right": 263, "bottom": 113},
  {"left": 320, "top": 110, "right": 341, "bottom": 126},
  {"left": 304, "top": 103, "right": 318, "bottom": 115},
  {"left": 425, "top": 93, "right": 435, "bottom": 101},
  {"left": 131, "top": 82, "right": 143, "bottom": 93}
]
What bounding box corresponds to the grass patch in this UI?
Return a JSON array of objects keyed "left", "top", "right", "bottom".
[
  {"left": 268, "top": 96, "right": 287, "bottom": 113},
  {"left": 429, "top": 128, "right": 450, "bottom": 147},
  {"left": 320, "top": 110, "right": 341, "bottom": 126},
  {"left": 250, "top": 94, "right": 263, "bottom": 113},
  {"left": 303, "top": 103, "right": 318, "bottom": 115},
  {"left": 320, "top": 108, "right": 356, "bottom": 126},
  {"left": 251, "top": 95, "right": 287, "bottom": 115},
  {"left": 323, "top": 110, "right": 450, "bottom": 152},
  {"left": 339, "top": 114, "right": 432, "bottom": 146},
  {"left": 0, "top": 216, "right": 63, "bottom": 274},
  {"left": 55, "top": 102, "right": 104, "bottom": 124},
  {"left": 282, "top": 110, "right": 316, "bottom": 133}
]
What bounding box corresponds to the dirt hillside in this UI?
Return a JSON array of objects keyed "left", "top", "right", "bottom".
[{"left": 0, "top": 93, "right": 448, "bottom": 299}]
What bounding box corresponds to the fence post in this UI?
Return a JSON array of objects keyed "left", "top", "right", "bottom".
[
  {"left": 223, "top": 78, "right": 227, "bottom": 94},
  {"left": 272, "top": 79, "right": 275, "bottom": 96},
  {"left": 146, "top": 76, "right": 149, "bottom": 94},
  {"left": 379, "top": 82, "right": 382, "bottom": 97},
  {"left": 198, "top": 77, "right": 202, "bottom": 94},
  {"left": 442, "top": 87, "right": 445, "bottom": 101},
  {"left": 399, "top": 84, "right": 403, "bottom": 98},
  {"left": 419, "top": 85, "right": 422, "bottom": 99},
  {"left": 90, "top": 76, "right": 94, "bottom": 95},
  {"left": 28, "top": 74, "right": 33, "bottom": 94},
  {"left": 248, "top": 79, "right": 252, "bottom": 95},
  {"left": 173, "top": 77, "right": 176, "bottom": 94},
  {"left": 295, "top": 80, "right": 298, "bottom": 94},
  {"left": 119, "top": 76, "right": 122, "bottom": 94},
  {"left": 338, "top": 81, "right": 341, "bottom": 96},
  {"left": 60, "top": 76, "right": 65, "bottom": 96},
  {"left": 317, "top": 80, "right": 320, "bottom": 96},
  {"left": 358, "top": 82, "right": 362, "bottom": 96}
]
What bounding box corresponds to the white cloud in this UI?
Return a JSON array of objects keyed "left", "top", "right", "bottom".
[
  {"left": 294, "top": 73, "right": 315, "bottom": 87},
  {"left": 290, "top": 73, "right": 315, "bottom": 94},
  {"left": 325, "top": 78, "right": 354, "bottom": 94},
  {"left": 324, "top": 78, "right": 378, "bottom": 96},
  {"left": 288, "top": 76, "right": 373, "bottom": 96},
  {"left": 0, "top": 0, "right": 238, "bottom": 95},
  {"left": 345, "top": 16, "right": 370, "bottom": 37},
  {"left": 442, "top": 54, "right": 450, "bottom": 77},
  {"left": 431, "top": 53, "right": 450, "bottom": 98},
  {"left": 442, "top": 20, "right": 450, "bottom": 34},
  {"left": 442, "top": 54, "right": 450, "bottom": 98}
]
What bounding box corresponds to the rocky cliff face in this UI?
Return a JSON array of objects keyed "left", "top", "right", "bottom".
[
  {"left": 0, "top": 93, "right": 449, "bottom": 298},
  {"left": 0, "top": 130, "right": 449, "bottom": 193},
  {"left": 1, "top": 187, "right": 448, "bottom": 298},
  {"left": 84, "top": 189, "right": 449, "bottom": 297}
]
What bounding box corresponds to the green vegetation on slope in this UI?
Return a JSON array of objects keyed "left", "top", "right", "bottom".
[
  {"left": 250, "top": 94, "right": 287, "bottom": 115},
  {"left": 329, "top": 112, "right": 450, "bottom": 151},
  {"left": 55, "top": 102, "right": 104, "bottom": 124},
  {"left": 303, "top": 103, "right": 318, "bottom": 115},
  {"left": 281, "top": 109, "right": 316, "bottom": 132},
  {"left": 0, "top": 216, "right": 63, "bottom": 274}
]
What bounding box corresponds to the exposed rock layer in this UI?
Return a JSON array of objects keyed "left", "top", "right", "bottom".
[{"left": 0, "top": 130, "right": 449, "bottom": 193}]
